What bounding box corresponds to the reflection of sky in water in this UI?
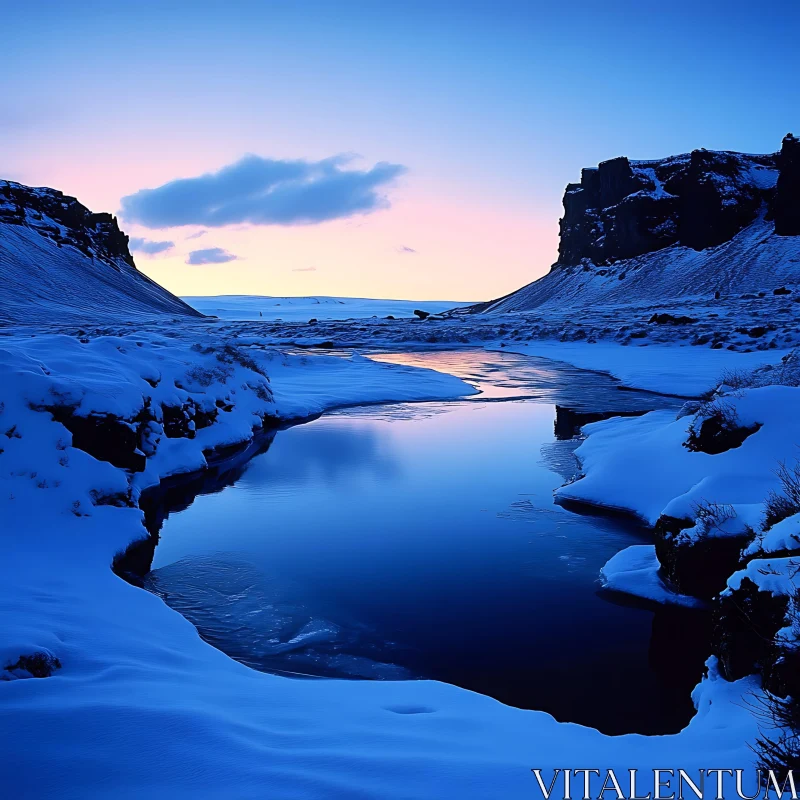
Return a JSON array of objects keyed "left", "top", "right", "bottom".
[
  {"left": 150, "top": 365, "right": 701, "bottom": 735},
  {"left": 242, "top": 420, "right": 402, "bottom": 487},
  {"left": 369, "top": 349, "right": 679, "bottom": 409}
]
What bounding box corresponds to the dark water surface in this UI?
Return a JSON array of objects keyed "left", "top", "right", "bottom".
[{"left": 144, "top": 350, "right": 709, "bottom": 735}]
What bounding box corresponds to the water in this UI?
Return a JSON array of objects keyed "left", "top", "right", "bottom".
[{"left": 142, "top": 350, "right": 708, "bottom": 735}]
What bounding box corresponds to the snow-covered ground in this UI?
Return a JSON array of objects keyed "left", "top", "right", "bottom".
[
  {"left": 182, "top": 294, "right": 472, "bottom": 321},
  {"left": 0, "top": 325, "right": 771, "bottom": 798}
]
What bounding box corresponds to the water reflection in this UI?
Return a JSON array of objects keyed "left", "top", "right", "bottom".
[
  {"left": 140, "top": 351, "right": 705, "bottom": 735},
  {"left": 369, "top": 349, "right": 679, "bottom": 410},
  {"left": 239, "top": 420, "right": 401, "bottom": 488}
]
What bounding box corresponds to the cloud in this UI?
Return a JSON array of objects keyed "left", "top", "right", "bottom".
[
  {"left": 397, "top": 245, "right": 417, "bottom": 254},
  {"left": 186, "top": 247, "right": 239, "bottom": 265},
  {"left": 129, "top": 236, "right": 174, "bottom": 255},
  {"left": 120, "top": 154, "right": 407, "bottom": 229},
  {"left": 185, "top": 230, "right": 207, "bottom": 240},
  {"left": 292, "top": 266, "right": 317, "bottom": 272}
]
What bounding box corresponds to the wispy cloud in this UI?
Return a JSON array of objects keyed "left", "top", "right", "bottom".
[
  {"left": 120, "top": 155, "right": 407, "bottom": 228},
  {"left": 292, "top": 266, "right": 317, "bottom": 272},
  {"left": 129, "top": 237, "right": 174, "bottom": 255},
  {"left": 186, "top": 247, "right": 238, "bottom": 265},
  {"left": 397, "top": 245, "right": 417, "bottom": 254},
  {"left": 185, "top": 230, "right": 207, "bottom": 240}
]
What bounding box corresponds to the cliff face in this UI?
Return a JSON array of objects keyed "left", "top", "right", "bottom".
[
  {"left": 558, "top": 148, "right": 780, "bottom": 267},
  {"left": 775, "top": 133, "right": 800, "bottom": 236},
  {"left": 0, "top": 180, "right": 203, "bottom": 325}
]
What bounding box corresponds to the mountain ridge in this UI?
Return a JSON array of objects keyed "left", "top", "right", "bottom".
[
  {"left": 468, "top": 134, "right": 800, "bottom": 314},
  {"left": 0, "top": 180, "right": 202, "bottom": 325}
]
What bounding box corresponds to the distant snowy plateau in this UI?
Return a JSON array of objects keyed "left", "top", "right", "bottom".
[{"left": 1, "top": 135, "right": 800, "bottom": 797}]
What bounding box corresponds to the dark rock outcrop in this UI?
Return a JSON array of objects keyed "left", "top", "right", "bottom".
[
  {"left": 466, "top": 134, "right": 800, "bottom": 315},
  {"left": 672, "top": 150, "right": 764, "bottom": 251},
  {"left": 557, "top": 148, "right": 779, "bottom": 267},
  {"left": 0, "top": 179, "right": 203, "bottom": 324},
  {"left": 775, "top": 134, "right": 800, "bottom": 236},
  {"left": 0, "top": 181, "right": 135, "bottom": 268}
]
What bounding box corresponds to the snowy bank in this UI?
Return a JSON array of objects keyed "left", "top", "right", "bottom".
[
  {"left": 600, "top": 545, "right": 707, "bottom": 609},
  {"left": 557, "top": 384, "right": 800, "bottom": 526},
  {"left": 496, "top": 340, "right": 789, "bottom": 397}
]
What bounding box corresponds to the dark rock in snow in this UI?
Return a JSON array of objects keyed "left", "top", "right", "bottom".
[
  {"left": 654, "top": 514, "right": 751, "bottom": 601},
  {"left": 553, "top": 406, "right": 642, "bottom": 440},
  {"left": 713, "top": 576, "right": 789, "bottom": 684},
  {"left": 3, "top": 651, "right": 62, "bottom": 679},
  {"left": 648, "top": 313, "right": 697, "bottom": 325},
  {"left": 684, "top": 415, "right": 761, "bottom": 455},
  {"left": 49, "top": 408, "right": 146, "bottom": 472},
  {"left": 413, "top": 309, "right": 430, "bottom": 320}
]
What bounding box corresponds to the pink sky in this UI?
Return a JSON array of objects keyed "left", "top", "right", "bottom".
[{"left": 8, "top": 139, "right": 555, "bottom": 302}]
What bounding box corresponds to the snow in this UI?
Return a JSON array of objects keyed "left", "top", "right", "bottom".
[
  {"left": 632, "top": 167, "right": 674, "bottom": 199},
  {"left": 0, "top": 326, "right": 766, "bottom": 797},
  {"left": 742, "top": 163, "right": 780, "bottom": 190},
  {"left": 600, "top": 545, "right": 707, "bottom": 608},
  {"left": 182, "top": 294, "right": 471, "bottom": 321},
  {"left": 726, "top": 556, "right": 800, "bottom": 598},
  {"left": 746, "top": 513, "right": 800, "bottom": 556},
  {"left": 557, "top": 385, "right": 800, "bottom": 526},
  {"left": 263, "top": 349, "right": 478, "bottom": 417}
]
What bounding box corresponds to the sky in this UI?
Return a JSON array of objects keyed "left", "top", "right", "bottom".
[{"left": 3, "top": 0, "right": 799, "bottom": 302}]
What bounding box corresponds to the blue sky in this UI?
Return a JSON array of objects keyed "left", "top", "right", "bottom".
[{"left": 2, "top": 1, "right": 798, "bottom": 299}]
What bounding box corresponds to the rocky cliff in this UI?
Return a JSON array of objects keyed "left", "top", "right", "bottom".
[
  {"left": 473, "top": 135, "right": 800, "bottom": 314},
  {"left": 0, "top": 181, "right": 202, "bottom": 325}
]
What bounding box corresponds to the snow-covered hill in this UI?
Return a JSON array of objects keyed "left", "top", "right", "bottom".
[
  {"left": 0, "top": 181, "right": 201, "bottom": 325},
  {"left": 471, "top": 134, "right": 800, "bottom": 314},
  {"left": 182, "top": 294, "right": 472, "bottom": 321}
]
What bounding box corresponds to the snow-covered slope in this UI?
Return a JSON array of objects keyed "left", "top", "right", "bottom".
[
  {"left": 0, "top": 181, "right": 201, "bottom": 325},
  {"left": 472, "top": 134, "right": 800, "bottom": 314},
  {"left": 481, "top": 216, "right": 800, "bottom": 312}
]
